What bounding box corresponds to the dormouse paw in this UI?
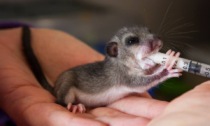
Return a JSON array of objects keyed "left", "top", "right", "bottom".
[
  {"left": 164, "top": 49, "right": 183, "bottom": 78},
  {"left": 67, "top": 103, "right": 86, "bottom": 113}
]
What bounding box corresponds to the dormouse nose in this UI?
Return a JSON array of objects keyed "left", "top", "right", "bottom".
[{"left": 147, "top": 36, "right": 162, "bottom": 50}]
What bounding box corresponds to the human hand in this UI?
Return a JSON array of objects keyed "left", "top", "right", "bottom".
[
  {"left": 148, "top": 80, "right": 210, "bottom": 126},
  {"left": 0, "top": 28, "right": 167, "bottom": 126}
]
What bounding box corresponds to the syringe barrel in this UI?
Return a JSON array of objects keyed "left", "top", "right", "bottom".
[{"left": 149, "top": 52, "right": 210, "bottom": 78}]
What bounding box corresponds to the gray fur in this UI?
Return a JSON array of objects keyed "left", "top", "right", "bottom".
[{"left": 54, "top": 26, "right": 166, "bottom": 107}]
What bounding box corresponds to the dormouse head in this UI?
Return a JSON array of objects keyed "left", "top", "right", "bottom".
[{"left": 106, "top": 26, "right": 162, "bottom": 69}]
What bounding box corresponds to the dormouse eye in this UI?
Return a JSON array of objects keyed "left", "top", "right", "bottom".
[{"left": 126, "top": 36, "right": 139, "bottom": 46}]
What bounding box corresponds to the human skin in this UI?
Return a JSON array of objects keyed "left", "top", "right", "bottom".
[
  {"left": 0, "top": 27, "right": 209, "bottom": 126},
  {"left": 147, "top": 80, "right": 210, "bottom": 126},
  {"left": 0, "top": 27, "right": 167, "bottom": 126}
]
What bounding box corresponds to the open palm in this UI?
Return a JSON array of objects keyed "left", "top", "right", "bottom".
[{"left": 0, "top": 28, "right": 167, "bottom": 126}]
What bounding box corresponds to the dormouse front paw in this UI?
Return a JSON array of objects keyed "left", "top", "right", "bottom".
[{"left": 164, "top": 49, "right": 183, "bottom": 78}]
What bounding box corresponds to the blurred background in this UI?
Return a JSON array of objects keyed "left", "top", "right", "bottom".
[{"left": 0, "top": 0, "right": 209, "bottom": 125}]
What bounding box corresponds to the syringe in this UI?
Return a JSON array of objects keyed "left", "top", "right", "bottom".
[{"left": 149, "top": 52, "right": 210, "bottom": 78}]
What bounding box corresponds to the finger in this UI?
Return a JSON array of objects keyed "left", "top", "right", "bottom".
[
  {"left": 23, "top": 102, "right": 107, "bottom": 126},
  {"left": 165, "top": 51, "right": 175, "bottom": 68},
  {"left": 167, "top": 52, "right": 180, "bottom": 70},
  {"left": 67, "top": 103, "right": 72, "bottom": 110},
  {"left": 167, "top": 73, "right": 182, "bottom": 79},
  {"left": 165, "top": 49, "right": 172, "bottom": 67},
  {"left": 160, "top": 80, "right": 210, "bottom": 115},
  {"left": 166, "top": 49, "right": 172, "bottom": 55},
  {"left": 109, "top": 96, "right": 168, "bottom": 119},
  {"left": 72, "top": 105, "right": 78, "bottom": 113},
  {"left": 169, "top": 69, "right": 183, "bottom": 73},
  {"left": 193, "top": 80, "right": 210, "bottom": 92},
  {"left": 78, "top": 104, "right": 86, "bottom": 113},
  {"left": 142, "top": 92, "right": 152, "bottom": 98},
  {"left": 134, "top": 92, "right": 152, "bottom": 98},
  {"left": 148, "top": 81, "right": 210, "bottom": 126},
  {"left": 175, "top": 52, "right": 180, "bottom": 58},
  {"left": 90, "top": 107, "right": 149, "bottom": 126}
]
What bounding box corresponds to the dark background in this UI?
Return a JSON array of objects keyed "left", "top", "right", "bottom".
[{"left": 0, "top": 0, "right": 209, "bottom": 125}]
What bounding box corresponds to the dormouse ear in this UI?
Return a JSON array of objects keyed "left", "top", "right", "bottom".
[{"left": 106, "top": 42, "right": 118, "bottom": 57}]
